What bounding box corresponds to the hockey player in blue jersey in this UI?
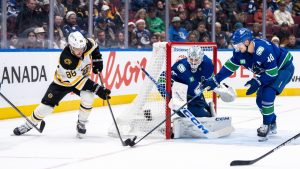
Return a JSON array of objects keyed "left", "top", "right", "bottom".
[
  {"left": 203, "top": 28, "right": 294, "bottom": 141},
  {"left": 169, "top": 45, "right": 215, "bottom": 117}
]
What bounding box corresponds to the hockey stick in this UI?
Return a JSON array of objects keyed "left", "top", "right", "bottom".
[
  {"left": 127, "top": 66, "right": 209, "bottom": 147},
  {"left": 0, "top": 83, "right": 45, "bottom": 133},
  {"left": 230, "top": 132, "right": 300, "bottom": 166},
  {"left": 97, "top": 74, "right": 136, "bottom": 146}
]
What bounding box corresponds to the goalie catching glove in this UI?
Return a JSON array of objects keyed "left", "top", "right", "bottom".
[{"left": 213, "top": 83, "right": 237, "bottom": 102}]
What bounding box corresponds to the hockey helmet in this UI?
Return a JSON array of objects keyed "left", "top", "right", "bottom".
[
  {"left": 68, "top": 31, "right": 87, "bottom": 54},
  {"left": 187, "top": 45, "right": 204, "bottom": 73},
  {"left": 231, "top": 28, "right": 253, "bottom": 45}
]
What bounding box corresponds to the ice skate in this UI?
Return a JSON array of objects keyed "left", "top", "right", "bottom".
[
  {"left": 13, "top": 123, "right": 33, "bottom": 136},
  {"left": 257, "top": 122, "right": 277, "bottom": 142},
  {"left": 76, "top": 120, "right": 87, "bottom": 139}
]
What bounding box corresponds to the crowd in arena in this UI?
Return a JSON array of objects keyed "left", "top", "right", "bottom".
[{"left": 2, "top": 0, "right": 300, "bottom": 49}]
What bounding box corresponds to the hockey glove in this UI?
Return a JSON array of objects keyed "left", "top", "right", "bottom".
[
  {"left": 244, "top": 78, "right": 261, "bottom": 95},
  {"left": 93, "top": 84, "right": 111, "bottom": 100},
  {"left": 92, "top": 54, "right": 103, "bottom": 74},
  {"left": 202, "top": 77, "right": 219, "bottom": 91}
]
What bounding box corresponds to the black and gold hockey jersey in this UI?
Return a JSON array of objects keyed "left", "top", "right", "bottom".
[{"left": 54, "top": 38, "right": 100, "bottom": 90}]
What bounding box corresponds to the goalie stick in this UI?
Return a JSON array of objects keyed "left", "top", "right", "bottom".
[
  {"left": 0, "top": 83, "right": 45, "bottom": 133},
  {"left": 230, "top": 132, "right": 300, "bottom": 166},
  {"left": 97, "top": 74, "right": 136, "bottom": 146},
  {"left": 126, "top": 66, "right": 210, "bottom": 147}
]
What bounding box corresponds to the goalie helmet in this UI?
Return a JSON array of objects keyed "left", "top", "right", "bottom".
[
  {"left": 68, "top": 31, "right": 86, "bottom": 57},
  {"left": 187, "top": 45, "right": 204, "bottom": 73}
]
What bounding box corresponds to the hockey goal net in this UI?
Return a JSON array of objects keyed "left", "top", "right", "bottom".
[{"left": 108, "top": 42, "right": 218, "bottom": 139}]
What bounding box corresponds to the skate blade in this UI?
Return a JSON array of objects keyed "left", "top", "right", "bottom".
[
  {"left": 258, "top": 136, "right": 268, "bottom": 142},
  {"left": 76, "top": 133, "right": 84, "bottom": 139}
]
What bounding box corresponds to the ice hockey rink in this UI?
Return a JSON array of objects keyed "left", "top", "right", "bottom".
[{"left": 0, "top": 96, "right": 299, "bottom": 169}]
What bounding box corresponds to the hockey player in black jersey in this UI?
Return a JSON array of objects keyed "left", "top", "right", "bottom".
[{"left": 13, "top": 31, "right": 111, "bottom": 138}]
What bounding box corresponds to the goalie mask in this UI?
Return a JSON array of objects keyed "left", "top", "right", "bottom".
[
  {"left": 187, "top": 46, "right": 204, "bottom": 73},
  {"left": 68, "top": 31, "right": 87, "bottom": 57}
]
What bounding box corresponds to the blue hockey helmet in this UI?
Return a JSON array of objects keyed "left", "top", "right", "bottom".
[{"left": 231, "top": 28, "right": 253, "bottom": 45}]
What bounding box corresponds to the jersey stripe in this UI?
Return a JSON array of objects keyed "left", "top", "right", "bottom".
[
  {"left": 262, "top": 105, "right": 274, "bottom": 115},
  {"left": 279, "top": 52, "right": 292, "bottom": 69},
  {"left": 265, "top": 67, "right": 278, "bottom": 77},
  {"left": 224, "top": 59, "right": 239, "bottom": 72}
]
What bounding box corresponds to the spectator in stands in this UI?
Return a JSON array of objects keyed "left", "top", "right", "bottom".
[
  {"left": 130, "top": 0, "right": 154, "bottom": 12},
  {"left": 292, "top": 1, "right": 300, "bottom": 16},
  {"left": 267, "top": 0, "right": 279, "bottom": 12},
  {"left": 215, "top": 22, "right": 230, "bottom": 44},
  {"left": 134, "top": 19, "right": 151, "bottom": 48},
  {"left": 191, "top": 21, "right": 210, "bottom": 42},
  {"left": 54, "top": 15, "right": 65, "bottom": 40},
  {"left": 247, "top": 0, "right": 257, "bottom": 14},
  {"left": 62, "top": 11, "right": 86, "bottom": 37},
  {"left": 285, "top": 35, "right": 299, "bottom": 49},
  {"left": 129, "top": 31, "right": 138, "bottom": 48},
  {"left": 145, "top": 7, "right": 165, "bottom": 36},
  {"left": 202, "top": 34, "right": 210, "bottom": 42},
  {"left": 63, "top": 0, "right": 78, "bottom": 12},
  {"left": 9, "top": 33, "right": 20, "bottom": 49},
  {"left": 285, "top": 0, "right": 293, "bottom": 13},
  {"left": 113, "top": 7, "right": 125, "bottom": 33},
  {"left": 252, "top": 23, "right": 263, "bottom": 39},
  {"left": 203, "top": 0, "right": 213, "bottom": 24},
  {"left": 7, "top": 15, "right": 17, "bottom": 38},
  {"left": 94, "top": 17, "right": 115, "bottom": 42},
  {"left": 187, "top": 32, "right": 198, "bottom": 42},
  {"left": 128, "top": 21, "right": 136, "bottom": 47},
  {"left": 179, "top": 11, "right": 194, "bottom": 32},
  {"left": 21, "top": 31, "right": 40, "bottom": 48},
  {"left": 276, "top": 22, "right": 291, "bottom": 46},
  {"left": 16, "top": 0, "right": 42, "bottom": 36},
  {"left": 220, "top": 0, "right": 238, "bottom": 24},
  {"left": 271, "top": 36, "right": 280, "bottom": 47},
  {"left": 216, "top": 33, "right": 228, "bottom": 49},
  {"left": 274, "top": 1, "right": 294, "bottom": 26},
  {"left": 95, "top": 29, "right": 113, "bottom": 48},
  {"left": 111, "top": 32, "right": 125, "bottom": 49},
  {"left": 40, "top": 0, "right": 50, "bottom": 25},
  {"left": 35, "top": 27, "right": 49, "bottom": 48},
  {"left": 53, "top": 29, "right": 67, "bottom": 49},
  {"left": 168, "top": 16, "right": 188, "bottom": 42},
  {"left": 216, "top": 10, "right": 231, "bottom": 32},
  {"left": 254, "top": 2, "right": 276, "bottom": 25},
  {"left": 156, "top": 0, "right": 166, "bottom": 21},
  {"left": 134, "top": 8, "right": 147, "bottom": 21},
  {"left": 99, "top": 5, "right": 116, "bottom": 32},
  {"left": 54, "top": 0, "right": 65, "bottom": 17},
  {"left": 150, "top": 34, "right": 160, "bottom": 45},
  {"left": 191, "top": 8, "right": 207, "bottom": 30}
]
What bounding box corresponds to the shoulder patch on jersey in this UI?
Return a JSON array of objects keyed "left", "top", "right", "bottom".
[
  {"left": 256, "top": 46, "right": 264, "bottom": 56},
  {"left": 64, "top": 58, "right": 72, "bottom": 65},
  {"left": 189, "top": 77, "right": 194, "bottom": 82},
  {"left": 177, "top": 64, "right": 186, "bottom": 73},
  {"left": 240, "top": 59, "right": 246, "bottom": 64}
]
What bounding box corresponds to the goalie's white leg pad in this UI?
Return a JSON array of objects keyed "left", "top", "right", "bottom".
[{"left": 173, "top": 116, "right": 234, "bottom": 139}]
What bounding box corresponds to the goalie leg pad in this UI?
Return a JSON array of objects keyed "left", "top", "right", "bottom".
[
  {"left": 173, "top": 116, "right": 234, "bottom": 139},
  {"left": 78, "top": 91, "right": 94, "bottom": 122}
]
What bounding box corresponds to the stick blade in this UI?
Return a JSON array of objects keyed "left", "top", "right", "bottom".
[
  {"left": 230, "top": 160, "right": 254, "bottom": 166},
  {"left": 39, "top": 120, "right": 46, "bottom": 133}
]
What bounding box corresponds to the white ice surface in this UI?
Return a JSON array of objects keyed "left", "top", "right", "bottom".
[{"left": 0, "top": 96, "right": 300, "bottom": 169}]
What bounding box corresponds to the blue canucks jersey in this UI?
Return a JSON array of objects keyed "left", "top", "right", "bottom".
[
  {"left": 171, "top": 56, "right": 214, "bottom": 106},
  {"left": 216, "top": 38, "right": 293, "bottom": 85}
]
